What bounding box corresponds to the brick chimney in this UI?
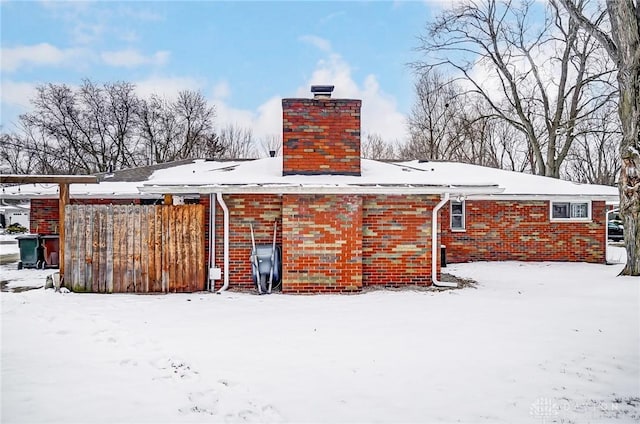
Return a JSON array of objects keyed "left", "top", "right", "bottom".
[{"left": 282, "top": 85, "right": 361, "bottom": 176}]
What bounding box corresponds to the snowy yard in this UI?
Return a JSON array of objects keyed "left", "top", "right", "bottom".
[{"left": 1, "top": 238, "right": 639, "bottom": 423}]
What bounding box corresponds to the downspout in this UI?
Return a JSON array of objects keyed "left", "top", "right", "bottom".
[
  {"left": 432, "top": 192, "right": 456, "bottom": 288},
  {"left": 208, "top": 193, "right": 215, "bottom": 291},
  {"left": 216, "top": 192, "right": 230, "bottom": 293}
]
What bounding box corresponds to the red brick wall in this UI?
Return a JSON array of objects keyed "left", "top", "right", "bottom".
[
  {"left": 210, "top": 194, "right": 282, "bottom": 291},
  {"left": 31, "top": 194, "right": 608, "bottom": 293},
  {"left": 30, "top": 199, "right": 59, "bottom": 234},
  {"left": 282, "top": 194, "right": 362, "bottom": 293},
  {"left": 441, "top": 200, "right": 607, "bottom": 263},
  {"left": 282, "top": 98, "right": 361, "bottom": 176},
  {"left": 30, "top": 198, "right": 141, "bottom": 234},
  {"left": 363, "top": 195, "right": 439, "bottom": 286}
]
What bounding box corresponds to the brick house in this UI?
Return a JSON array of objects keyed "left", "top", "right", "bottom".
[
  {"left": 1, "top": 86, "right": 618, "bottom": 293},
  {"left": 404, "top": 161, "right": 616, "bottom": 265}
]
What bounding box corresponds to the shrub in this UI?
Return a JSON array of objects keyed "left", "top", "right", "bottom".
[{"left": 5, "top": 223, "right": 27, "bottom": 234}]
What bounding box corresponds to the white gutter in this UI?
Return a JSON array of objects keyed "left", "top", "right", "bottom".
[
  {"left": 216, "top": 192, "right": 230, "bottom": 293},
  {"left": 465, "top": 193, "right": 618, "bottom": 202},
  {"left": 0, "top": 192, "right": 162, "bottom": 200},
  {"left": 139, "top": 184, "right": 503, "bottom": 196},
  {"left": 208, "top": 193, "right": 215, "bottom": 292},
  {"left": 432, "top": 193, "right": 456, "bottom": 288}
]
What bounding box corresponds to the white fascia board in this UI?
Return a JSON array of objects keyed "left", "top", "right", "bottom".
[
  {"left": 138, "top": 183, "right": 505, "bottom": 196},
  {"left": 0, "top": 192, "right": 161, "bottom": 200},
  {"left": 466, "top": 193, "right": 619, "bottom": 202},
  {"left": 0, "top": 193, "right": 57, "bottom": 200}
]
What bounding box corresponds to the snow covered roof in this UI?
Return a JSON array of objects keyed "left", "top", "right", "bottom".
[
  {"left": 0, "top": 158, "right": 619, "bottom": 201},
  {"left": 402, "top": 161, "right": 618, "bottom": 200},
  {"left": 0, "top": 180, "right": 156, "bottom": 199},
  {"left": 139, "top": 158, "right": 501, "bottom": 195},
  {"left": 0, "top": 202, "right": 30, "bottom": 212},
  {"left": 0, "top": 160, "right": 238, "bottom": 199}
]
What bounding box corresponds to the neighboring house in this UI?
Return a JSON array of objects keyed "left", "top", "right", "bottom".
[
  {"left": 0, "top": 86, "right": 619, "bottom": 293},
  {"left": 0, "top": 202, "right": 30, "bottom": 230}
]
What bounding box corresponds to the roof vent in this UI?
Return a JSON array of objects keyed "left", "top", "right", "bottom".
[{"left": 311, "top": 85, "right": 334, "bottom": 99}]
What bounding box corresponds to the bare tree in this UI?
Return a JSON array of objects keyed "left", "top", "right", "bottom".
[
  {"left": 258, "top": 134, "right": 283, "bottom": 158},
  {"left": 1, "top": 81, "right": 224, "bottom": 172},
  {"left": 0, "top": 133, "right": 39, "bottom": 174},
  {"left": 218, "top": 124, "right": 255, "bottom": 159},
  {"left": 172, "top": 90, "right": 216, "bottom": 159},
  {"left": 137, "top": 91, "right": 223, "bottom": 162},
  {"left": 404, "top": 70, "right": 463, "bottom": 161},
  {"left": 76, "top": 80, "right": 140, "bottom": 170},
  {"left": 413, "top": 0, "right": 616, "bottom": 178},
  {"left": 136, "top": 95, "right": 179, "bottom": 164},
  {"left": 19, "top": 82, "right": 91, "bottom": 173},
  {"left": 403, "top": 71, "right": 532, "bottom": 169},
  {"left": 565, "top": 99, "right": 621, "bottom": 185},
  {"left": 455, "top": 111, "right": 533, "bottom": 171},
  {"left": 362, "top": 133, "right": 397, "bottom": 160},
  {"left": 558, "top": 0, "right": 640, "bottom": 275},
  {"left": 192, "top": 132, "right": 227, "bottom": 159},
  {"left": 16, "top": 80, "right": 143, "bottom": 173}
]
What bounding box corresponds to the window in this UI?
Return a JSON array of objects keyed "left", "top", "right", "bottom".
[
  {"left": 551, "top": 201, "right": 591, "bottom": 220},
  {"left": 450, "top": 200, "right": 465, "bottom": 230}
]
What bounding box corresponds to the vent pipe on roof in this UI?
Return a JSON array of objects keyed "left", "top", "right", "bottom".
[{"left": 311, "top": 85, "right": 334, "bottom": 99}]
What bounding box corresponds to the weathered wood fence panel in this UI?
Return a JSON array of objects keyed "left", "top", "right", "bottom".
[{"left": 64, "top": 204, "right": 205, "bottom": 293}]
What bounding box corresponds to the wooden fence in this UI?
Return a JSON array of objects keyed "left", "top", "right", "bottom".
[{"left": 64, "top": 204, "right": 206, "bottom": 293}]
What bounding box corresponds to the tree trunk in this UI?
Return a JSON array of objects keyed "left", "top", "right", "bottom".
[
  {"left": 557, "top": 0, "right": 639, "bottom": 274},
  {"left": 618, "top": 65, "right": 640, "bottom": 275},
  {"left": 611, "top": 0, "right": 640, "bottom": 275}
]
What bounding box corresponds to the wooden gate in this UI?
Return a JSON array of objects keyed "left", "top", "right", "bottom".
[{"left": 64, "top": 204, "right": 206, "bottom": 293}]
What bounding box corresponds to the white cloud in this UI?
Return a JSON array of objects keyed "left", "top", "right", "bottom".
[
  {"left": 212, "top": 96, "right": 282, "bottom": 142},
  {"left": 299, "top": 35, "right": 332, "bottom": 53},
  {"left": 1, "top": 43, "right": 87, "bottom": 72},
  {"left": 0, "top": 80, "right": 38, "bottom": 121},
  {"left": 39, "top": 2, "right": 164, "bottom": 45},
  {"left": 1, "top": 43, "right": 169, "bottom": 73},
  {"left": 118, "top": 30, "right": 140, "bottom": 43},
  {"left": 319, "top": 11, "right": 346, "bottom": 25},
  {"left": 254, "top": 97, "right": 284, "bottom": 138},
  {"left": 133, "top": 75, "right": 205, "bottom": 100},
  {"left": 117, "top": 5, "right": 165, "bottom": 22},
  {"left": 212, "top": 81, "right": 231, "bottom": 100},
  {"left": 212, "top": 44, "right": 408, "bottom": 144},
  {"left": 71, "top": 22, "right": 106, "bottom": 45},
  {"left": 294, "top": 53, "right": 407, "bottom": 142},
  {"left": 422, "top": 0, "right": 464, "bottom": 8},
  {"left": 101, "top": 49, "right": 170, "bottom": 68}
]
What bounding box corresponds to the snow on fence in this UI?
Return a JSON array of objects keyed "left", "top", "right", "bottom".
[{"left": 63, "top": 204, "right": 206, "bottom": 293}]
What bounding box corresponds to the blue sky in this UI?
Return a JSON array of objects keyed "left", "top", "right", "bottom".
[{"left": 1, "top": 1, "right": 447, "bottom": 142}]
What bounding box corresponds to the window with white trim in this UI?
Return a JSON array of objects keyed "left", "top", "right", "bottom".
[
  {"left": 551, "top": 201, "right": 591, "bottom": 220},
  {"left": 450, "top": 200, "right": 465, "bottom": 230}
]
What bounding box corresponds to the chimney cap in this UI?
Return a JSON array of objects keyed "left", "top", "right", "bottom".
[{"left": 311, "top": 85, "right": 334, "bottom": 98}]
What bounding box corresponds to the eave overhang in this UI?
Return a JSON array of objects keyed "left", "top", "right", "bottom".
[{"left": 138, "top": 183, "right": 504, "bottom": 195}]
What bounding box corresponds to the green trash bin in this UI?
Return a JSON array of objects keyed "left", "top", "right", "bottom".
[{"left": 16, "top": 234, "right": 40, "bottom": 270}]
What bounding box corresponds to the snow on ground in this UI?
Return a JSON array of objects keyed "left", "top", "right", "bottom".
[
  {"left": 0, "top": 234, "right": 20, "bottom": 266},
  {"left": 0, "top": 233, "right": 20, "bottom": 249},
  {"left": 1, "top": 253, "right": 638, "bottom": 423}
]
